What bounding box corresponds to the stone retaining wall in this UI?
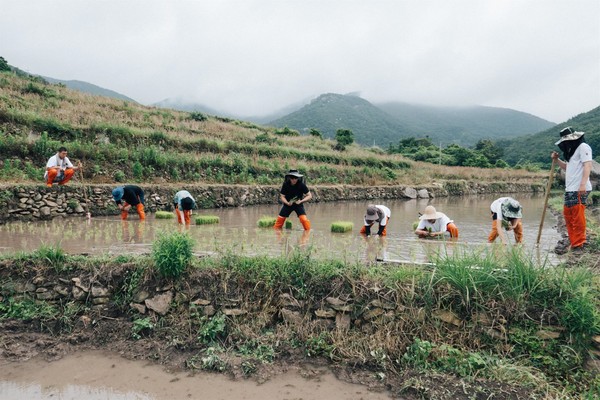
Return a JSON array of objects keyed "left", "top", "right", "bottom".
[{"left": 0, "top": 181, "right": 544, "bottom": 223}]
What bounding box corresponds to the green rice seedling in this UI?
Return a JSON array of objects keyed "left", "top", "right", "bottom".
[
  {"left": 152, "top": 232, "right": 194, "bottom": 279},
  {"left": 285, "top": 220, "right": 292, "bottom": 229},
  {"left": 257, "top": 216, "right": 276, "bottom": 228},
  {"left": 34, "top": 244, "right": 67, "bottom": 271},
  {"left": 331, "top": 221, "right": 353, "bottom": 233},
  {"left": 155, "top": 211, "right": 174, "bottom": 219},
  {"left": 195, "top": 215, "right": 220, "bottom": 225}
]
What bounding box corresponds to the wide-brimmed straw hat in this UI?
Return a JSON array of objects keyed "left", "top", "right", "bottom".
[
  {"left": 555, "top": 126, "right": 585, "bottom": 145},
  {"left": 501, "top": 198, "right": 522, "bottom": 219},
  {"left": 112, "top": 187, "right": 124, "bottom": 201},
  {"left": 419, "top": 205, "right": 444, "bottom": 220},
  {"left": 365, "top": 205, "right": 380, "bottom": 221},
  {"left": 285, "top": 169, "right": 303, "bottom": 179}
]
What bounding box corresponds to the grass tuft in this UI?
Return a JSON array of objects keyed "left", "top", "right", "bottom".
[
  {"left": 195, "top": 215, "right": 220, "bottom": 225},
  {"left": 155, "top": 211, "right": 174, "bottom": 219},
  {"left": 152, "top": 232, "right": 194, "bottom": 278},
  {"left": 331, "top": 221, "right": 353, "bottom": 233},
  {"left": 257, "top": 217, "right": 276, "bottom": 228}
]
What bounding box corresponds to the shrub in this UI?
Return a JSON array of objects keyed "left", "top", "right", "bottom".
[
  {"left": 113, "top": 170, "right": 126, "bottom": 182},
  {"left": 189, "top": 112, "right": 207, "bottom": 122},
  {"left": 331, "top": 221, "right": 353, "bottom": 233},
  {"left": 195, "top": 215, "right": 220, "bottom": 225},
  {"left": 152, "top": 232, "right": 194, "bottom": 279},
  {"left": 274, "top": 126, "right": 299, "bottom": 136},
  {"left": 155, "top": 211, "right": 174, "bottom": 219}
]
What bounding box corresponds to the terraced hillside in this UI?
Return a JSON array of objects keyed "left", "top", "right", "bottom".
[{"left": 0, "top": 72, "right": 543, "bottom": 186}]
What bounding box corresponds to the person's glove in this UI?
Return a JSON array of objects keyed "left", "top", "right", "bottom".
[
  {"left": 364, "top": 225, "right": 371, "bottom": 236},
  {"left": 376, "top": 225, "right": 385, "bottom": 236}
]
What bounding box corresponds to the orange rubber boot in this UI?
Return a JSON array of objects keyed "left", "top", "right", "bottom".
[
  {"left": 274, "top": 216, "right": 286, "bottom": 229},
  {"left": 299, "top": 215, "right": 311, "bottom": 231},
  {"left": 446, "top": 223, "right": 459, "bottom": 239},
  {"left": 136, "top": 203, "right": 146, "bottom": 220}
]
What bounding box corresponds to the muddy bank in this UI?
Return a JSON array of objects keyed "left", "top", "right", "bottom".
[
  {"left": 1, "top": 248, "right": 598, "bottom": 399},
  {"left": 0, "top": 181, "right": 544, "bottom": 223}
]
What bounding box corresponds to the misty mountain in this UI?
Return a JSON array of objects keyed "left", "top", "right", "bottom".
[
  {"left": 377, "top": 102, "right": 556, "bottom": 145},
  {"left": 497, "top": 105, "right": 600, "bottom": 167},
  {"left": 268, "top": 93, "right": 555, "bottom": 147},
  {"left": 269, "top": 93, "right": 416, "bottom": 146},
  {"left": 41, "top": 76, "right": 137, "bottom": 103}
]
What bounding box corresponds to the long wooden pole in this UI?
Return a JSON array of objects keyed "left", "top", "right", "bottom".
[
  {"left": 536, "top": 158, "right": 557, "bottom": 245},
  {"left": 78, "top": 162, "right": 91, "bottom": 219}
]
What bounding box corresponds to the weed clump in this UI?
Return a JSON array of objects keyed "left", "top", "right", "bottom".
[
  {"left": 195, "top": 215, "right": 220, "bottom": 225},
  {"left": 152, "top": 232, "right": 194, "bottom": 279}
]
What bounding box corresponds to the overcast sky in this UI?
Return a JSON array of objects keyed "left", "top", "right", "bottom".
[{"left": 1, "top": 0, "right": 599, "bottom": 123}]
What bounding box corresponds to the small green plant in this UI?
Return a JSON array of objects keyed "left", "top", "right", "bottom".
[
  {"left": 152, "top": 232, "right": 194, "bottom": 279},
  {"left": 257, "top": 216, "right": 276, "bottom": 228},
  {"left": 132, "top": 161, "right": 143, "bottom": 180},
  {"left": 331, "top": 221, "right": 353, "bottom": 233},
  {"left": 0, "top": 298, "right": 58, "bottom": 321},
  {"left": 155, "top": 211, "right": 174, "bottom": 219},
  {"left": 285, "top": 219, "right": 292, "bottom": 229},
  {"left": 305, "top": 332, "right": 334, "bottom": 358},
  {"left": 34, "top": 244, "right": 67, "bottom": 271},
  {"left": 66, "top": 199, "right": 79, "bottom": 209},
  {"left": 113, "top": 170, "right": 126, "bottom": 182},
  {"left": 131, "top": 317, "right": 154, "bottom": 340},
  {"left": 195, "top": 215, "right": 220, "bottom": 225},
  {"left": 198, "top": 313, "right": 227, "bottom": 344}
]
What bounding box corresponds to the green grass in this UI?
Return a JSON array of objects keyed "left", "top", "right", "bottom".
[
  {"left": 257, "top": 216, "right": 276, "bottom": 228},
  {"left": 330, "top": 221, "right": 353, "bottom": 233},
  {"left": 195, "top": 215, "right": 220, "bottom": 225},
  {"left": 152, "top": 232, "right": 194, "bottom": 278},
  {"left": 155, "top": 211, "right": 174, "bottom": 219}
]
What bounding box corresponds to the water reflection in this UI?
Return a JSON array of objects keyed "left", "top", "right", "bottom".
[{"left": 0, "top": 194, "right": 561, "bottom": 264}]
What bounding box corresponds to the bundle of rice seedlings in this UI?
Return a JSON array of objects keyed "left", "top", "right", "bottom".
[
  {"left": 331, "top": 221, "right": 353, "bottom": 233},
  {"left": 155, "top": 211, "right": 174, "bottom": 219},
  {"left": 257, "top": 216, "right": 277, "bottom": 228},
  {"left": 285, "top": 220, "right": 292, "bottom": 229},
  {"left": 195, "top": 215, "right": 220, "bottom": 225}
]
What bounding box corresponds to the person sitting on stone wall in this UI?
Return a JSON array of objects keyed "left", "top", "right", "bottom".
[{"left": 44, "top": 146, "right": 81, "bottom": 187}]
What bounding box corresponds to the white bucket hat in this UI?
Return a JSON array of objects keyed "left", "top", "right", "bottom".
[{"left": 419, "top": 205, "right": 444, "bottom": 220}]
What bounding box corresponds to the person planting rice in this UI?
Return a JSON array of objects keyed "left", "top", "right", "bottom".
[
  {"left": 360, "top": 204, "right": 391, "bottom": 236},
  {"left": 415, "top": 205, "right": 459, "bottom": 239},
  {"left": 551, "top": 126, "right": 593, "bottom": 251},
  {"left": 173, "top": 190, "right": 196, "bottom": 225},
  {"left": 274, "top": 169, "right": 312, "bottom": 230},
  {"left": 44, "top": 146, "right": 82, "bottom": 187},
  {"left": 487, "top": 197, "right": 523, "bottom": 244},
  {"left": 112, "top": 185, "right": 146, "bottom": 220}
]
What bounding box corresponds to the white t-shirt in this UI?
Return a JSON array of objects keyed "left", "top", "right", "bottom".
[
  {"left": 416, "top": 213, "right": 452, "bottom": 233},
  {"left": 44, "top": 154, "right": 74, "bottom": 179},
  {"left": 490, "top": 197, "right": 510, "bottom": 221},
  {"left": 565, "top": 143, "right": 593, "bottom": 192},
  {"left": 364, "top": 205, "right": 391, "bottom": 226}
]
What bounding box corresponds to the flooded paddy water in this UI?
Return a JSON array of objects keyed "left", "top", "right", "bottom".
[{"left": 0, "top": 193, "right": 560, "bottom": 264}]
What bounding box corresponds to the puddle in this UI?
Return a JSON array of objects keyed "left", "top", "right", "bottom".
[
  {"left": 0, "top": 351, "right": 392, "bottom": 400},
  {"left": 0, "top": 194, "right": 560, "bottom": 264}
]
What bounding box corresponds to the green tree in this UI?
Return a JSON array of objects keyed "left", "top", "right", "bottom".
[
  {"left": 474, "top": 139, "right": 503, "bottom": 164},
  {"left": 335, "top": 129, "right": 354, "bottom": 146},
  {"left": 309, "top": 128, "right": 323, "bottom": 139},
  {"left": 0, "top": 57, "right": 10, "bottom": 72}
]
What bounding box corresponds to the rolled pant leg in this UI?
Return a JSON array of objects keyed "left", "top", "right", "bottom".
[
  {"left": 46, "top": 169, "right": 58, "bottom": 187},
  {"left": 59, "top": 169, "right": 75, "bottom": 185},
  {"left": 564, "top": 204, "right": 586, "bottom": 248}
]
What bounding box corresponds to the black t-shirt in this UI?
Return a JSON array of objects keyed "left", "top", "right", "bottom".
[
  {"left": 280, "top": 181, "right": 309, "bottom": 202},
  {"left": 116, "top": 185, "right": 145, "bottom": 206}
]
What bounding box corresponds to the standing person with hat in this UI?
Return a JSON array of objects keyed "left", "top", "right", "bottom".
[
  {"left": 361, "top": 205, "right": 391, "bottom": 236},
  {"left": 551, "top": 126, "right": 593, "bottom": 250},
  {"left": 415, "top": 205, "right": 459, "bottom": 239},
  {"left": 173, "top": 190, "right": 196, "bottom": 225},
  {"left": 44, "top": 146, "right": 82, "bottom": 187},
  {"left": 274, "top": 170, "right": 312, "bottom": 230},
  {"left": 487, "top": 197, "right": 523, "bottom": 244},
  {"left": 112, "top": 185, "right": 146, "bottom": 220}
]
